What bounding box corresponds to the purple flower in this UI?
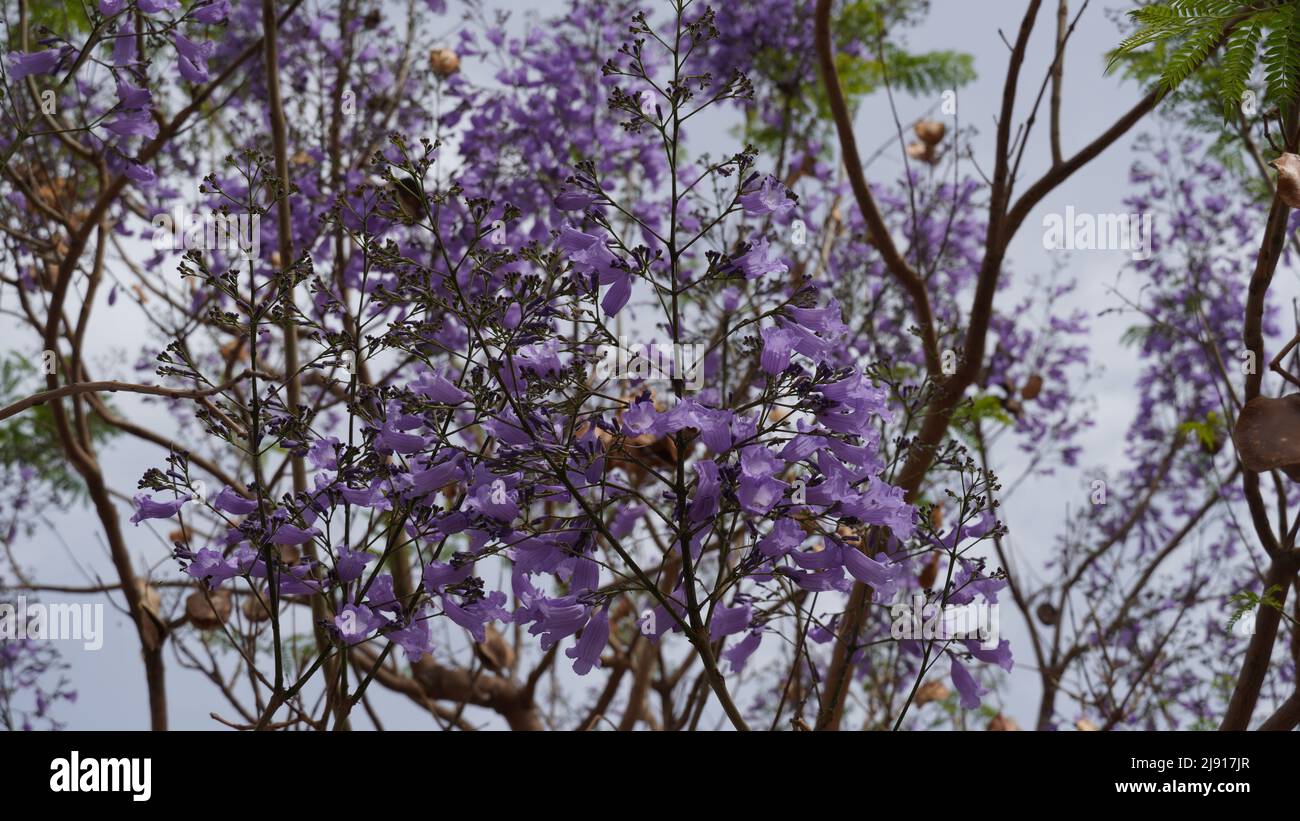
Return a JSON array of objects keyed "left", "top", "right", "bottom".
[
  {"left": 965, "top": 638, "right": 1014, "bottom": 672},
  {"left": 519, "top": 595, "right": 587, "bottom": 650},
  {"left": 601, "top": 271, "right": 633, "bottom": 317},
  {"left": 709, "top": 602, "right": 751, "bottom": 640},
  {"left": 334, "top": 604, "right": 384, "bottom": 644},
  {"left": 465, "top": 477, "right": 519, "bottom": 522},
  {"left": 185, "top": 548, "right": 240, "bottom": 588},
  {"left": 307, "top": 437, "right": 340, "bottom": 470},
  {"left": 737, "top": 446, "right": 786, "bottom": 515},
  {"left": 423, "top": 560, "right": 474, "bottom": 594},
  {"left": 139, "top": 0, "right": 181, "bottom": 13},
  {"left": 191, "top": 0, "right": 230, "bottom": 23},
  {"left": 335, "top": 547, "right": 375, "bottom": 583},
  {"left": 364, "top": 574, "right": 401, "bottom": 614},
  {"left": 950, "top": 656, "right": 987, "bottom": 710},
  {"left": 841, "top": 548, "right": 903, "bottom": 601},
  {"left": 739, "top": 175, "right": 795, "bottom": 217},
  {"left": 442, "top": 591, "right": 508, "bottom": 642},
  {"left": 412, "top": 369, "right": 468, "bottom": 404},
  {"left": 722, "top": 629, "right": 762, "bottom": 675},
  {"left": 760, "top": 326, "right": 798, "bottom": 375},
  {"left": 269, "top": 521, "right": 319, "bottom": 546},
  {"left": 130, "top": 492, "right": 189, "bottom": 525},
  {"left": 388, "top": 609, "right": 433, "bottom": 661},
  {"left": 732, "top": 237, "right": 787, "bottom": 279},
  {"left": 213, "top": 486, "right": 257, "bottom": 515},
  {"left": 98, "top": 0, "right": 128, "bottom": 13},
  {"left": 565, "top": 607, "right": 609, "bottom": 675},
  {"left": 172, "top": 32, "right": 214, "bottom": 83},
  {"left": 375, "top": 426, "right": 429, "bottom": 454},
  {"left": 7, "top": 50, "right": 62, "bottom": 81},
  {"left": 555, "top": 190, "right": 597, "bottom": 210}
]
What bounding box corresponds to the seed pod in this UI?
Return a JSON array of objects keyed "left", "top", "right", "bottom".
[
  {"left": 1075, "top": 718, "right": 1099, "bottom": 732},
  {"left": 1036, "top": 602, "right": 1059, "bottom": 626},
  {"left": 475, "top": 623, "right": 515, "bottom": 673},
  {"left": 133, "top": 577, "right": 161, "bottom": 617},
  {"left": 918, "top": 551, "right": 940, "bottom": 589},
  {"left": 429, "top": 47, "right": 460, "bottom": 78},
  {"left": 906, "top": 141, "right": 938, "bottom": 165},
  {"left": 186, "top": 589, "right": 232, "bottom": 631},
  {"left": 913, "top": 118, "right": 945, "bottom": 147},
  {"left": 914, "top": 679, "right": 950, "bottom": 706},
  {"left": 987, "top": 713, "right": 1020, "bottom": 731},
  {"left": 1270, "top": 153, "right": 1300, "bottom": 208},
  {"left": 1020, "top": 373, "right": 1044, "bottom": 401},
  {"left": 1232, "top": 393, "right": 1300, "bottom": 480},
  {"left": 243, "top": 592, "right": 273, "bottom": 622}
]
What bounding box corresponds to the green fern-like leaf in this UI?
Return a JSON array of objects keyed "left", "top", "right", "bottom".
[
  {"left": 1218, "top": 18, "right": 1263, "bottom": 116},
  {"left": 1262, "top": 3, "right": 1300, "bottom": 107}
]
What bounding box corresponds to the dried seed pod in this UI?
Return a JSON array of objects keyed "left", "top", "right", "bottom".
[
  {"left": 1075, "top": 718, "right": 1099, "bottom": 732},
  {"left": 1231, "top": 393, "right": 1300, "bottom": 480},
  {"left": 186, "top": 589, "right": 232, "bottom": 631},
  {"left": 914, "top": 679, "right": 950, "bottom": 706},
  {"left": 905, "top": 141, "right": 937, "bottom": 165},
  {"left": 243, "top": 592, "right": 273, "bottom": 622},
  {"left": 168, "top": 526, "right": 192, "bottom": 544},
  {"left": 918, "top": 551, "right": 940, "bottom": 589},
  {"left": 475, "top": 623, "right": 515, "bottom": 673},
  {"left": 913, "top": 118, "right": 945, "bottom": 147},
  {"left": 987, "top": 713, "right": 1020, "bottom": 731},
  {"left": 134, "top": 577, "right": 162, "bottom": 619},
  {"left": 428, "top": 47, "right": 460, "bottom": 78},
  {"left": 1270, "top": 153, "right": 1300, "bottom": 208},
  {"left": 1020, "top": 373, "right": 1044, "bottom": 401},
  {"left": 1036, "top": 602, "right": 1059, "bottom": 626}
]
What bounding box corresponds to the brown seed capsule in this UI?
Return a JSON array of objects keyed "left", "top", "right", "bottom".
[
  {"left": 913, "top": 118, "right": 945, "bottom": 147},
  {"left": 1075, "top": 718, "right": 1099, "bottom": 731},
  {"left": 906, "top": 141, "right": 938, "bottom": 165},
  {"left": 1270, "top": 153, "right": 1300, "bottom": 208},
  {"left": 243, "top": 592, "right": 273, "bottom": 622},
  {"left": 1232, "top": 393, "right": 1300, "bottom": 480},
  {"left": 915, "top": 680, "right": 950, "bottom": 706},
  {"left": 918, "top": 551, "right": 940, "bottom": 589},
  {"left": 186, "top": 589, "right": 232, "bottom": 631},
  {"left": 134, "top": 578, "right": 162, "bottom": 619},
  {"left": 429, "top": 47, "right": 460, "bottom": 78},
  {"left": 1020, "top": 373, "right": 1044, "bottom": 401},
  {"left": 475, "top": 623, "right": 515, "bottom": 673},
  {"left": 1036, "top": 602, "right": 1059, "bottom": 626},
  {"left": 987, "top": 713, "right": 1020, "bottom": 731},
  {"left": 168, "top": 526, "right": 192, "bottom": 544}
]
